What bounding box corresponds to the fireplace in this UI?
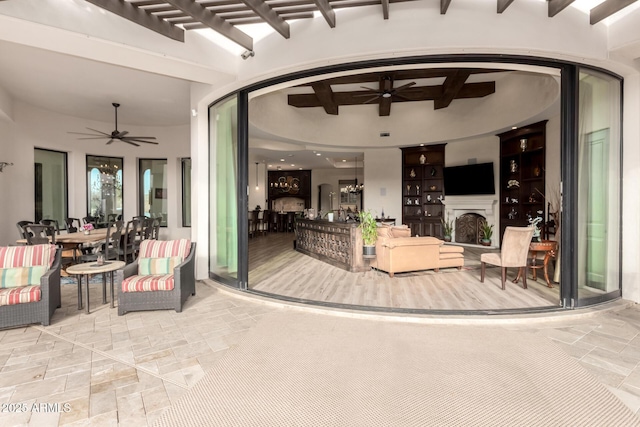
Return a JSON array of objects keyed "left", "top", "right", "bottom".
[
  {"left": 442, "top": 198, "right": 498, "bottom": 246},
  {"left": 455, "top": 213, "right": 487, "bottom": 245}
]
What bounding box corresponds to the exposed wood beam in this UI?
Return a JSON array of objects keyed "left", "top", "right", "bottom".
[
  {"left": 434, "top": 70, "right": 471, "bottom": 110},
  {"left": 241, "top": 0, "right": 290, "bottom": 38},
  {"left": 314, "top": 0, "right": 336, "bottom": 27},
  {"left": 310, "top": 82, "right": 339, "bottom": 115},
  {"left": 164, "top": 0, "right": 253, "bottom": 50},
  {"left": 441, "top": 0, "right": 452, "bottom": 14},
  {"left": 497, "top": 0, "right": 515, "bottom": 13},
  {"left": 382, "top": 0, "right": 390, "bottom": 19},
  {"left": 295, "top": 69, "right": 502, "bottom": 86},
  {"left": 85, "top": 0, "right": 184, "bottom": 42},
  {"left": 287, "top": 82, "right": 495, "bottom": 110},
  {"left": 548, "top": 0, "right": 575, "bottom": 17},
  {"left": 590, "top": 0, "right": 636, "bottom": 24}
]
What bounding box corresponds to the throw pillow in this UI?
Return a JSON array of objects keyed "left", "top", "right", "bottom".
[
  {"left": 390, "top": 226, "right": 411, "bottom": 238},
  {"left": 0, "top": 266, "right": 48, "bottom": 288},
  {"left": 139, "top": 256, "right": 183, "bottom": 275}
]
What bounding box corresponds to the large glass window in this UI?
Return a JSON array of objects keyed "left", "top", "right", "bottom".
[
  {"left": 34, "top": 148, "right": 68, "bottom": 225},
  {"left": 182, "top": 158, "right": 192, "bottom": 227},
  {"left": 86, "top": 155, "right": 123, "bottom": 221},
  {"left": 576, "top": 69, "right": 622, "bottom": 302},
  {"left": 209, "top": 96, "right": 238, "bottom": 280},
  {"left": 139, "top": 159, "right": 168, "bottom": 226}
]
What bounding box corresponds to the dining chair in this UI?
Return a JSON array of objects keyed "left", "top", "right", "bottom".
[
  {"left": 480, "top": 226, "right": 534, "bottom": 290},
  {"left": 40, "top": 219, "right": 61, "bottom": 235},
  {"left": 80, "top": 220, "right": 124, "bottom": 263},
  {"left": 16, "top": 220, "right": 34, "bottom": 240},
  {"left": 65, "top": 218, "right": 81, "bottom": 233},
  {"left": 25, "top": 224, "right": 55, "bottom": 245},
  {"left": 119, "top": 220, "right": 139, "bottom": 263}
]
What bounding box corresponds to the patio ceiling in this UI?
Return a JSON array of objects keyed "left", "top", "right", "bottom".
[{"left": 86, "top": 0, "right": 639, "bottom": 51}]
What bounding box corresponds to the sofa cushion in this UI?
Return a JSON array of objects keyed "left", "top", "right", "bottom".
[
  {"left": 390, "top": 226, "right": 412, "bottom": 238},
  {"left": 139, "top": 256, "right": 182, "bottom": 275},
  {"left": 0, "top": 266, "right": 48, "bottom": 288},
  {"left": 0, "top": 244, "right": 55, "bottom": 268},
  {"left": 0, "top": 285, "right": 41, "bottom": 306},
  {"left": 376, "top": 225, "right": 392, "bottom": 239},
  {"left": 440, "top": 245, "right": 465, "bottom": 254},
  {"left": 122, "top": 274, "right": 175, "bottom": 292},
  {"left": 138, "top": 239, "right": 191, "bottom": 259},
  {"left": 440, "top": 252, "right": 465, "bottom": 260},
  {"left": 384, "top": 236, "right": 442, "bottom": 249}
]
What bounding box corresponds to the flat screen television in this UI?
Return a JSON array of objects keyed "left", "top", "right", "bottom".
[{"left": 443, "top": 162, "right": 495, "bottom": 195}]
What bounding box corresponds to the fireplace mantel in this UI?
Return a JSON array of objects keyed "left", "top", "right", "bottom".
[{"left": 442, "top": 198, "right": 498, "bottom": 246}]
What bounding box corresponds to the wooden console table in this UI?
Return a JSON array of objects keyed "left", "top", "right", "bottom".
[
  {"left": 295, "top": 219, "right": 367, "bottom": 272},
  {"left": 513, "top": 240, "right": 557, "bottom": 288}
]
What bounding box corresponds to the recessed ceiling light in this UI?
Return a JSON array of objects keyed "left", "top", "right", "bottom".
[
  {"left": 512, "top": 126, "right": 517, "bottom": 129},
  {"left": 287, "top": 154, "right": 294, "bottom": 157},
  {"left": 420, "top": 144, "right": 425, "bottom": 146},
  {"left": 316, "top": 153, "right": 321, "bottom": 156},
  {"left": 291, "top": 164, "right": 295, "bottom": 167},
  {"left": 342, "top": 159, "right": 346, "bottom": 162},
  {"left": 268, "top": 164, "right": 272, "bottom": 167},
  {"left": 299, "top": 167, "right": 302, "bottom": 170},
  {"left": 280, "top": 158, "right": 285, "bottom": 162}
]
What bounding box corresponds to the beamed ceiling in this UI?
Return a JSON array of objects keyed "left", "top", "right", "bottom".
[
  {"left": 84, "top": 0, "right": 639, "bottom": 51},
  {"left": 287, "top": 69, "right": 501, "bottom": 116}
]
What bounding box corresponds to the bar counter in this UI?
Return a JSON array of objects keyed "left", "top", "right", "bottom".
[{"left": 295, "top": 218, "right": 367, "bottom": 272}]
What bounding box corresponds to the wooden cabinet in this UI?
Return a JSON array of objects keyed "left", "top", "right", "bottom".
[
  {"left": 400, "top": 144, "right": 446, "bottom": 238},
  {"left": 497, "top": 121, "right": 547, "bottom": 240}
]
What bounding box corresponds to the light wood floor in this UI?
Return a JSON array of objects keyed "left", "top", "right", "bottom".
[{"left": 249, "top": 232, "right": 561, "bottom": 311}]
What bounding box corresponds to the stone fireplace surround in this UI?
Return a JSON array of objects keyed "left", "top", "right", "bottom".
[{"left": 442, "top": 198, "right": 498, "bottom": 247}]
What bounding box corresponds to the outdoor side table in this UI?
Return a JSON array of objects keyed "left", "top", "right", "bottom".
[{"left": 66, "top": 261, "right": 125, "bottom": 314}]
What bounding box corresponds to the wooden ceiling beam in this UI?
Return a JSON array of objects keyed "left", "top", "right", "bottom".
[
  {"left": 441, "top": 0, "right": 452, "bottom": 14},
  {"left": 497, "top": 0, "right": 515, "bottom": 14},
  {"left": 241, "top": 0, "right": 290, "bottom": 38},
  {"left": 548, "top": 0, "right": 575, "bottom": 17},
  {"left": 310, "top": 82, "right": 339, "bottom": 114},
  {"left": 590, "top": 0, "right": 636, "bottom": 24},
  {"left": 288, "top": 82, "right": 495, "bottom": 109},
  {"left": 314, "top": 0, "right": 337, "bottom": 27},
  {"left": 295, "top": 69, "right": 502, "bottom": 86},
  {"left": 85, "top": 0, "right": 185, "bottom": 42},
  {"left": 164, "top": 0, "right": 253, "bottom": 50},
  {"left": 382, "top": 0, "right": 390, "bottom": 19},
  {"left": 434, "top": 70, "right": 471, "bottom": 110}
]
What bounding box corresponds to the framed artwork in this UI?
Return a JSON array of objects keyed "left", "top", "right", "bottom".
[{"left": 155, "top": 188, "right": 167, "bottom": 199}]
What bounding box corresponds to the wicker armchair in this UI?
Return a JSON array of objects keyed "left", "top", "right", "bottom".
[
  {"left": 0, "top": 245, "right": 61, "bottom": 329},
  {"left": 116, "top": 240, "right": 196, "bottom": 315}
]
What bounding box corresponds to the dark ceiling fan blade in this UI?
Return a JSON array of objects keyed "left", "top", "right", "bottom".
[
  {"left": 106, "top": 139, "right": 115, "bottom": 144},
  {"left": 123, "top": 140, "right": 140, "bottom": 147},
  {"left": 361, "top": 95, "right": 381, "bottom": 104},
  {"left": 68, "top": 131, "right": 104, "bottom": 136},
  {"left": 392, "top": 82, "right": 417, "bottom": 93},
  {"left": 359, "top": 86, "right": 379, "bottom": 93},
  {"left": 76, "top": 136, "right": 111, "bottom": 140},
  {"left": 86, "top": 127, "right": 112, "bottom": 136},
  {"left": 121, "top": 136, "right": 157, "bottom": 140},
  {"left": 123, "top": 138, "right": 159, "bottom": 145},
  {"left": 118, "top": 131, "right": 129, "bottom": 138}
]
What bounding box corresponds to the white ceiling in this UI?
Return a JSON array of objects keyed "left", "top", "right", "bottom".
[{"left": 0, "top": 39, "right": 191, "bottom": 126}]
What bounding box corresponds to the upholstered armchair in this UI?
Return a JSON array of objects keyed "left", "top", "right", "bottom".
[
  {"left": 0, "top": 244, "right": 61, "bottom": 328},
  {"left": 480, "top": 226, "right": 534, "bottom": 290},
  {"left": 116, "top": 239, "right": 196, "bottom": 315},
  {"left": 372, "top": 225, "right": 464, "bottom": 277}
]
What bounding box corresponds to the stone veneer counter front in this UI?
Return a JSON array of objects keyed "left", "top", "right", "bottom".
[{"left": 295, "top": 218, "right": 367, "bottom": 272}]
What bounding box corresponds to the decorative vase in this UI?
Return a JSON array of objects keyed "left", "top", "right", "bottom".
[
  {"left": 363, "top": 245, "right": 376, "bottom": 258},
  {"left": 84, "top": 230, "right": 90, "bottom": 235},
  {"left": 419, "top": 154, "right": 426, "bottom": 164},
  {"left": 443, "top": 235, "right": 452, "bottom": 242},
  {"left": 520, "top": 138, "right": 528, "bottom": 152},
  {"left": 481, "top": 239, "right": 491, "bottom": 246}
]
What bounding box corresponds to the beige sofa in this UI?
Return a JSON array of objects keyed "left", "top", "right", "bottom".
[{"left": 371, "top": 225, "right": 464, "bottom": 277}]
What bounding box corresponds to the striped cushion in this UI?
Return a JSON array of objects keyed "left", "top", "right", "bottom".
[
  {"left": 0, "top": 266, "right": 48, "bottom": 288},
  {"left": 122, "top": 275, "right": 175, "bottom": 292},
  {"left": 139, "top": 256, "right": 182, "bottom": 275},
  {"left": 138, "top": 239, "right": 191, "bottom": 259},
  {"left": 0, "top": 245, "right": 56, "bottom": 268},
  {"left": 0, "top": 286, "right": 41, "bottom": 306}
]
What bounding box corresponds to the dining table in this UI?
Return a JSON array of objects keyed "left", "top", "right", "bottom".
[{"left": 16, "top": 228, "right": 110, "bottom": 246}]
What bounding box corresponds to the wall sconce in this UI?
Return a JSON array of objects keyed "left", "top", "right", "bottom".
[
  {"left": 0, "top": 162, "right": 13, "bottom": 172},
  {"left": 255, "top": 162, "right": 259, "bottom": 190}
]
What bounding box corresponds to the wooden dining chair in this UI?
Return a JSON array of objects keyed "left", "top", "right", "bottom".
[
  {"left": 25, "top": 224, "right": 55, "bottom": 245},
  {"left": 16, "top": 220, "right": 34, "bottom": 240},
  {"left": 40, "top": 219, "right": 61, "bottom": 235},
  {"left": 65, "top": 218, "right": 81, "bottom": 233}
]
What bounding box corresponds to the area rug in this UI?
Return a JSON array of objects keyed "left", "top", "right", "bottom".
[{"left": 153, "top": 311, "right": 640, "bottom": 427}]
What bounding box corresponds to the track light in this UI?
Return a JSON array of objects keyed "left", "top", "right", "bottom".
[{"left": 241, "top": 50, "right": 255, "bottom": 60}]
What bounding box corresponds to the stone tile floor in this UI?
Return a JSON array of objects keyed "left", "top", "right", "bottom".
[{"left": 1, "top": 280, "right": 640, "bottom": 426}]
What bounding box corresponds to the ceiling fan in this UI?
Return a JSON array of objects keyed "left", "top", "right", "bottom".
[
  {"left": 69, "top": 103, "right": 158, "bottom": 147},
  {"left": 355, "top": 76, "right": 417, "bottom": 104}
]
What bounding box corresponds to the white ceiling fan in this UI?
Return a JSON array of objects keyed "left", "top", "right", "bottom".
[{"left": 69, "top": 103, "right": 158, "bottom": 146}]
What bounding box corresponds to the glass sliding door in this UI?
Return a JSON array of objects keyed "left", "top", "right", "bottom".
[
  {"left": 139, "top": 159, "right": 168, "bottom": 226},
  {"left": 575, "top": 69, "right": 622, "bottom": 304},
  {"left": 209, "top": 96, "right": 239, "bottom": 282},
  {"left": 34, "top": 148, "right": 68, "bottom": 225},
  {"left": 86, "top": 155, "right": 123, "bottom": 222}
]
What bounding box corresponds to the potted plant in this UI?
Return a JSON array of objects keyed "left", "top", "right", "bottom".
[
  {"left": 480, "top": 222, "right": 493, "bottom": 246},
  {"left": 358, "top": 210, "right": 378, "bottom": 257},
  {"left": 441, "top": 216, "right": 454, "bottom": 242}
]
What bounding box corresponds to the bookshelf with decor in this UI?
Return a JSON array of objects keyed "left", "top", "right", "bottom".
[
  {"left": 400, "top": 144, "right": 446, "bottom": 238},
  {"left": 497, "top": 120, "right": 547, "bottom": 241}
]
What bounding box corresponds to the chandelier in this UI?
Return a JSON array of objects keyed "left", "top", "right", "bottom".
[{"left": 345, "top": 157, "right": 364, "bottom": 194}]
